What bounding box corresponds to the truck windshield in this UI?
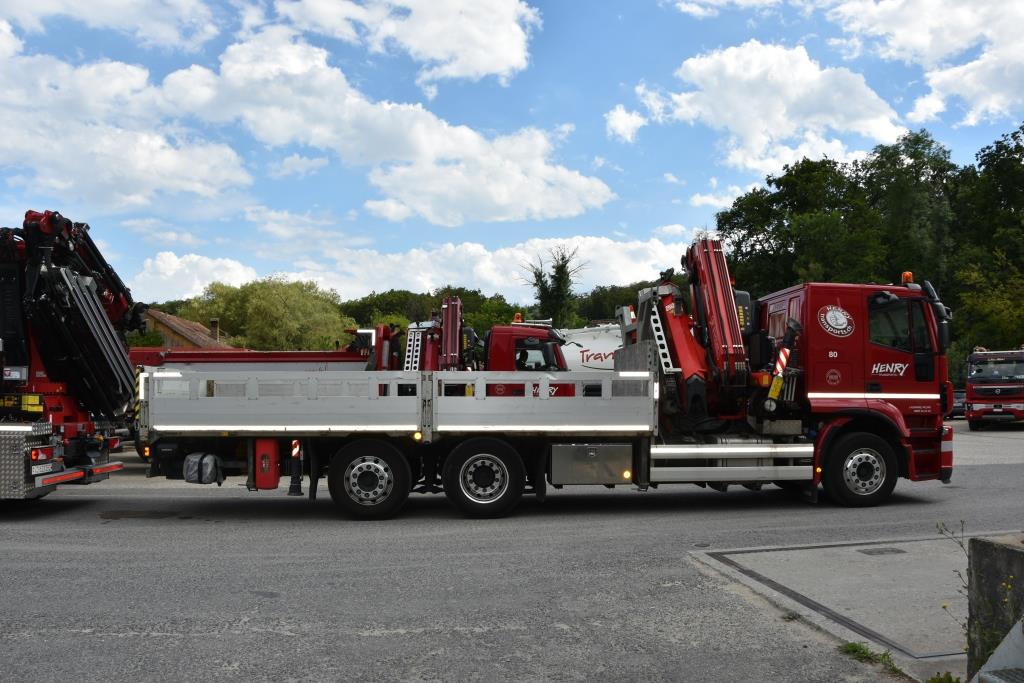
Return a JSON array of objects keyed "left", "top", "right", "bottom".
[
  {"left": 968, "top": 360, "right": 1024, "bottom": 382},
  {"left": 514, "top": 341, "right": 563, "bottom": 371}
]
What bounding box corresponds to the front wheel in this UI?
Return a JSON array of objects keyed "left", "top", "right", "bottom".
[
  {"left": 442, "top": 438, "right": 524, "bottom": 518},
  {"left": 328, "top": 440, "right": 411, "bottom": 519},
  {"left": 822, "top": 432, "right": 898, "bottom": 507}
]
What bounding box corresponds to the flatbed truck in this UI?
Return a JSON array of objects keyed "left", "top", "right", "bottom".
[{"left": 136, "top": 239, "right": 955, "bottom": 518}]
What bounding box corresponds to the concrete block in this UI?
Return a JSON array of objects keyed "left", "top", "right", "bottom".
[{"left": 969, "top": 534, "right": 1024, "bottom": 678}]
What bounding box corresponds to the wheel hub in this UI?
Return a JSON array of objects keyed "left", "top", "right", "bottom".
[
  {"left": 459, "top": 455, "right": 508, "bottom": 503},
  {"left": 842, "top": 448, "right": 885, "bottom": 496},
  {"left": 344, "top": 456, "right": 394, "bottom": 506}
]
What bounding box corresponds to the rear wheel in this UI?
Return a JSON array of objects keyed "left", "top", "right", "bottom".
[
  {"left": 968, "top": 420, "right": 982, "bottom": 431},
  {"left": 328, "top": 439, "right": 411, "bottom": 519},
  {"left": 823, "top": 432, "right": 898, "bottom": 507},
  {"left": 442, "top": 438, "right": 524, "bottom": 518}
]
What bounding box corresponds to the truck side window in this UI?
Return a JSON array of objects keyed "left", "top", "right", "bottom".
[
  {"left": 869, "top": 299, "right": 911, "bottom": 352},
  {"left": 910, "top": 302, "right": 933, "bottom": 353},
  {"left": 514, "top": 341, "right": 557, "bottom": 371}
]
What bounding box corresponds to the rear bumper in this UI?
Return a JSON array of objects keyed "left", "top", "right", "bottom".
[{"left": 33, "top": 461, "right": 124, "bottom": 489}]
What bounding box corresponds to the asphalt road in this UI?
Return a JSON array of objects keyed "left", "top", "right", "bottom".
[{"left": 1, "top": 419, "right": 1020, "bottom": 682}]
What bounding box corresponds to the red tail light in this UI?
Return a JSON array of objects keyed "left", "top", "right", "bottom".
[{"left": 30, "top": 447, "right": 54, "bottom": 462}]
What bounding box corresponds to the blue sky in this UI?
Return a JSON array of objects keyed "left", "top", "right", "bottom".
[{"left": 1, "top": 1, "right": 1020, "bottom": 304}]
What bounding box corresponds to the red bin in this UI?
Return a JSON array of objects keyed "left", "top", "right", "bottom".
[{"left": 253, "top": 438, "right": 281, "bottom": 490}]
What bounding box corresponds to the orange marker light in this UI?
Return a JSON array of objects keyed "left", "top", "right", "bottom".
[{"left": 901, "top": 271, "right": 914, "bottom": 284}]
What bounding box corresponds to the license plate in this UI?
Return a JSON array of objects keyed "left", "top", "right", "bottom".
[
  {"left": 993, "top": 406, "right": 1003, "bottom": 411},
  {"left": 31, "top": 462, "right": 54, "bottom": 475}
]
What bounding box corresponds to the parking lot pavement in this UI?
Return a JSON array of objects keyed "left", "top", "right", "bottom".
[
  {"left": 2, "top": 422, "right": 1020, "bottom": 682},
  {"left": 945, "top": 419, "right": 1024, "bottom": 466}
]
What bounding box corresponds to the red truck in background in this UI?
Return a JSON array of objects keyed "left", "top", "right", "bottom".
[
  {"left": 965, "top": 348, "right": 1024, "bottom": 430},
  {"left": 1, "top": 210, "right": 143, "bottom": 501}
]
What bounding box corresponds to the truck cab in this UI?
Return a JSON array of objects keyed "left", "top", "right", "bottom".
[
  {"left": 757, "top": 276, "right": 953, "bottom": 484},
  {"left": 481, "top": 325, "right": 568, "bottom": 372},
  {"left": 965, "top": 349, "right": 1024, "bottom": 430}
]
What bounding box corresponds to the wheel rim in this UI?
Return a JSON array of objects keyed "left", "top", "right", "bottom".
[
  {"left": 344, "top": 456, "right": 394, "bottom": 506},
  {"left": 458, "top": 454, "right": 508, "bottom": 504},
  {"left": 841, "top": 447, "right": 886, "bottom": 496}
]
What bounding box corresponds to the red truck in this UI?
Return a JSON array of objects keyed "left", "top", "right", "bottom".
[
  {"left": 965, "top": 348, "right": 1024, "bottom": 430},
  {"left": 136, "top": 238, "right": 955, "bottom": 517}
]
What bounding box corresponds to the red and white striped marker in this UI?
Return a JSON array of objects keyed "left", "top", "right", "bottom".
[
  {"left": 291, "top": 439, "right": 301, "bottom": 459},
  {"left": 774, "top": 347, "right": 791, "bottom": 376}
]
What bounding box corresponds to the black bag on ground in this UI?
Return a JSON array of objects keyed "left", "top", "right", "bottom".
[{"left": 183, "top": 453, "right": 224, "bottom": 486}]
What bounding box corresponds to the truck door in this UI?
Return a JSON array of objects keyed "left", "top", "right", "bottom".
[{"left": 865, "top": 295, "right": 939, "bottom": 415}]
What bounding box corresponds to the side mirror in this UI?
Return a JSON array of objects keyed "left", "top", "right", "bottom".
[{"left": 937, "top": 319, "right": 950, "bottom": 353}]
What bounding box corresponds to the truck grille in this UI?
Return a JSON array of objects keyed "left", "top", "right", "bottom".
[{"left": 972, "top": 386, "right": 1024, "bottom": 397}]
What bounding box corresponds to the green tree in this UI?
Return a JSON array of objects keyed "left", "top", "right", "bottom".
[
  {"left": 576, "top": 282, "right": 649, "bottom": 322},
  {"left": 463, "top": 295, "right": 516, "bottom": 332},
  {"left": 525, "top": 246, "right": 585, "bottom": 328},
  {"left": 857, "top": 129, "right": 957, "bottom": 295},
  {"left": 178, "top": 277, "right": 355, "bottom": 350},
  {"left": 339, "top": 289, "right": 433, "bottom": 326},
  {"left": 125, "top": 328, "right": 165, "bottom": 347},
  {"left": 716, "top": 158, "right": 886, "bottom": 296},
  {"left": 956, "top": 256, "right": 1024, "bottom": 350}
]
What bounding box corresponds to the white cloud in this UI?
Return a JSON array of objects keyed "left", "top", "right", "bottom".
[
  {"left": 160, "top": 27, "right": 612, "bottom": 226},
  {"left": 689, "top": 188, "right": 742, "bottom": 209},
  {"left": 0, "top": 23, "right": 607, "bottom": 226},
  {"left": 0, "top": 35, "right": 251, "bottom": 209},
  {"left": 280, "top": 235, "right": 693, "bottom": 302},
  {"left": 653, "top": 223, "right": 690, "bottom": 237},
  {"left": 0, "top": 1, "right": 217, "bottom": 49},
  {"left": 128, "top": 252, "right": 259, "bottom": 302},
  {"left": 275, "top": 0, "right": 541, "bottom": 95},
  {"left": 0, "top": 19, "right": 22, "bottom": 57},
  {"left": 663, "top": 172, "right": 682, "bottom": 184},
  {"left": 674, "top": 0, "right": 779, "bottom": 19},
  {"left": 121, "top": 218, "right": 205, "bottom": 246},
  {"left": 268, "top": 153, "right": 328, "bottom": 178},
  {"left": 824, "top": 0, "right": 1024, "bottom": 125},
  {"left": 605, "top": 104, "right": 647, "bottom": 143},
  {"left": 364, "top": 198, "right": 414, "bottom": 222},
  {"left": 243, "top": 205, "right": 335, "bottom": 238},
  {"left": 689, "top": 179, "right": 759, "bottom": 209},
  {"left": 628, "top": 40, "right": 903, "bottom": 174},
  {"left": 592, "top": 156, "right": 623, "bottom": 172}
]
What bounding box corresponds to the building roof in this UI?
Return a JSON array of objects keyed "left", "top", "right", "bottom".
[{"left": 146, "top": 308, "right": 235, "bottom": 349}]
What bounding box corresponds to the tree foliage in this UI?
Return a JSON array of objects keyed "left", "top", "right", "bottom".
[
  {"left": 525, "top": 246, "right": 585, "bottom": 328},
  {"left": 716, "top": 124, "right": 1024, "bottom": 360},
  {"left": 177, "top": 277, "right": 355, "bottom": 350}
]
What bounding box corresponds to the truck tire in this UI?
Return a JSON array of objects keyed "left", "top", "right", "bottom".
[
  {"left": 823, "top": 432, "right": 898, "bottom": 507},
  {"left": 328, "top": 439, "right": 411, "bottom": 519},
  {"left": 442, "top": 438, "right": 524, "bottom": 518},
  {"left": 968, "top": 420, "right": 982, "bottom": 431}
]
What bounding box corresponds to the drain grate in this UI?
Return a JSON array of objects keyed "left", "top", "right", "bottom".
[
  {"left": 856, "top": 547, "right": 907, "bottom": 556},
  {"left": 99, "top": 510, "right": 178, "bottom": 520}
]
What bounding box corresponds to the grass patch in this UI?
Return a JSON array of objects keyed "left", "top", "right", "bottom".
[{"left": 837, "top": 642, "right": 907, "bottom": 677}]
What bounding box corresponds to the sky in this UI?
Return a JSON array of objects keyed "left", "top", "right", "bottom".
[{"left": 1, "top": 1, "right": 1021, "bottom": 305}]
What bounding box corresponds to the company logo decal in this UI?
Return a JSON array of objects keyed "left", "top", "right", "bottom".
[
  {"left": 871, "top": 362, "right": 909, "bottom": 377},
  {"left": 817, "top": 305, "right": 854, "bottom": 338},
  {"left": 579, "top": 349, "right": 616, "bottom": 364},
  {"left": 825, "top": 369, "right": 842, "bottom": 385}
]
